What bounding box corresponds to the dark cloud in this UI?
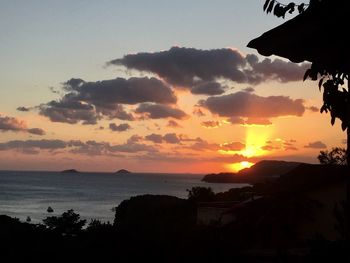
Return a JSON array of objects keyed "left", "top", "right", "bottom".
[
  {"left": 307, "top": 106, "right": 319, "bottom": 112},
  {"left": 39, "top": 99, "right": 99, "bottom": 125},
  {"left": 191, "top": 81, "right": 227, "bottom": 95},
  {"left": 0, "top": 138, "right": 157, "bottom": 155},
  {"left": 285, "top": 146, "right": 298, "bottom": 151},
  {"left": 0, "top": 114, "right": 26, "bottom": 131},
  {"left": 127, "top": 135, "right": 143, "bottom": 144},
  {"left": 201, "top": 92, "right": 305, "bottom": 120},
  {"left": 220, "top": 142, "right": 245, "bottom": 151},
  {"left": 135, "top": 103, "right": 188, "bottom": 119},
  {"left": 39, "top": 77, "right": 177, "bottom": 124},
  {"left": 163, "top": 133, "right": 181, "bottom": 144},
  {"left": 63, "top": 77, "right": 176, "bottom": 105},
  {"left": 187, "top": 139, "right": 220, "bottom": 151},
  {"left": 69, "top": 140, "right": 109, "bottom": 156},
  {"left": 110, "top": 47, "right": 309, "bottom": 88},
  {"left": 0, "top": 114, "right": 45, "bottom": 135},
  {"left": 109, "top": 47, "right": 247, "bottom": 87},
  {"left": 109, "top": 123, "right": 131, "bottom": 132},
  {"left": 245, "top": 55, "right": 310, "bottom": 84},
  {"left": 304, "top": 141, "right": 327, "bottom": 149},
  {"left": 145, "top": 133, "right": 163, "bottom": 144},
  {"left": 17, "top": 106, "right": 31, "bottom": 112},
  {"left": 144, "top": 133, "right": 181, "bottom": 144},
  {"left": 108, "top": 142, "right": 158, "bottom": 153},
  {"left": 167, "top": 120, "right": 182, "bottom": 128},
  {"left": 0, "top": 139, "right": 67, "bottom": 152},
  {"left": 201, "top": 121, "right": 221, "bottom": 128},
  {"left": 27, "top": 128, "right": 46, "bottom": 136}
]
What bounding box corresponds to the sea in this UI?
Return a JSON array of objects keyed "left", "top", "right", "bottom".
[{"left": 0, "top": 170, "right": 247, "bottom": 223}]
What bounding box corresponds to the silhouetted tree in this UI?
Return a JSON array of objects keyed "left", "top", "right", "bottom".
[
  {"left": 187, "top": 187, "right": 215, "bottom": 202},
  {"left": 318, "top": 147, "right": 347, "bottom": 165},
  {"left": 250, "top": 0, "right": 350, "bottom": 241},
  {"left": 43, "top": 209, "right": 86, "bottom": 235}
]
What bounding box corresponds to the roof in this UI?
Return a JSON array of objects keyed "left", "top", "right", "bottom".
[{"left": 247, "top": 0, "right": 350, "bottom": 73}]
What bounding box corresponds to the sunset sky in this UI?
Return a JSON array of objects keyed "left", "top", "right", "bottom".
[{"left": 0, "top": 0, "right": 345, "bottom": 173}]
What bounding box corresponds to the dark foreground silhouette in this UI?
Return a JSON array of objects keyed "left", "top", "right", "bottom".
[{"left": 1, "top": 164, "right": 348, "bottom": 262}]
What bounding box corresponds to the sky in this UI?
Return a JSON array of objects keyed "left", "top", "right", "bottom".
[{"left": 0, "top": 0, "right": 345, "bottom": 173}]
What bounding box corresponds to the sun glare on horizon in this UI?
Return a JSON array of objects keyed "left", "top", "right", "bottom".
[{"left": 228, "top": 161, "right": 254, "bottom": 172}]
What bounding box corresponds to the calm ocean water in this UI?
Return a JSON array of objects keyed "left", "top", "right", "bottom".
[{"left": 0, "top": 170, "right": 247, "bottom": 223}]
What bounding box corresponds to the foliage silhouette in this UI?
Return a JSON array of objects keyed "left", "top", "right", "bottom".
[
  {"left": 318, "top": 147, "right": 347, "bottom": 165},
  {"left": 187, "top": 186, "right": 215, "bottom": 202},
  {"left": 263, "top": 0, "right": 308, "bottom": 17},
  {"left": 43, "top": 209, "right": 86, "bottom": 235}
]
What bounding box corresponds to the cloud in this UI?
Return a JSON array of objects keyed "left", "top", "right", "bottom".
[
  {"left": 109, "top": 47, "right": 247, "bottom": 87},
  {"left": 109, "top": 123, "right": 131, "bottom": 132},
  {"left": 145, "top": 133, "right": 163, "bottom": 144},
  {"left": 0, "top": 115, "right": 26, "bottom": 131},
  {"left": 17, "top": 106, "right": 31, "bottom": 112},
  {"left": 261, "top": 138, "right": 298, "bottom": 152},
  {"left": 39, "top": 99, "right": 99, "bottom": 125},
  {"left": 0, "top": 138, "right": 157, "bottom": 155},
  {"left": 39, "top": 77, "right": 177, "bottom": 124},
  {"left": 144, "top": 133, "right": 181, "bottom": 144},
  {"left": 201, "top": 120, "right": 221, "bottom": 128},
  {"left": 201, "top": 92, "right": 305, "bottom": 120},
  {"left": 191, "top": 81, "right": 227, "bottom": 95},
  {"left": 304, "top": 141, "right": 327, "bottom": 149},
  {"left": 220, "top": 142, "right": 245, "bottom": 151},
  {"left": 307, "top": 106, "right": 319, "bottom": 112},
  {"left": 193, "top": 108, "right": 205, "bottom": 117},
  {"left": 135, "top": 103, "right": 188, "bottom": 119},
  {"left": 186, "top": 139, "right": 220, "bottom": 151},
  {"left": 244, "top": 118, "right": 272, "bottom": 126},
  {"left": 27, "top": 128, "right": 46, "bottom": 135},
  {"left": 242, "top": 87, "right": 255, "bottom": 93},
  {"left": 63, "top": 77, "right": 176, "bottom": 104},
  {"left": 167, "top": 120, "right": 182, "bottom": 128},
  {"left": 245, "top": 55, "right": 310, "bottom": 84},
  {"left": 0, "top": 114, "right": 45, "bottom": 135},
  {"left": 226, "top": 117, "right": 245, "bottom": 125},
  {"left": 0, "top": 139, "right": 67, "bottom": 153},
  {"left": 109, "top": 46, "right": 309, "bottom": 88},
  {"left": 108, "top": 142, "right": 158, "bottom": 153},
  {"left": 163, "top": 133, "right": 181, "bottom": 144}
]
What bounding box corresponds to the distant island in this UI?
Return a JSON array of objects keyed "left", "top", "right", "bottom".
[
  {"left": 61, "top": 169, "right": 79, "bottom": 173},
  {"left": 115, "top": 169, "right": 131, "bottom": 174},
  {"left": 202, "top": 160, "right": 302, "bottom": 183}
]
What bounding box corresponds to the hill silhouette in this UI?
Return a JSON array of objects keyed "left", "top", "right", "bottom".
[{"left": 202, "top": 160, "right": 302, "bottom": 183}]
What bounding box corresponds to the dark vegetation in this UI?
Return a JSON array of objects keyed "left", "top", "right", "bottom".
[{"left": 1, "top": 159, "right": 347, "bottom": 262}]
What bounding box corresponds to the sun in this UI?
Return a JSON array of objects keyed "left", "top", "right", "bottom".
[{"left": 228, "top": 161, "right": 254, "bottom": 172}]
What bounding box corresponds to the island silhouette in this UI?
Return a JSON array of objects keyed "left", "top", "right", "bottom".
[{"left": 115, "top": 169, "right": 131, "bottom": 174}]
